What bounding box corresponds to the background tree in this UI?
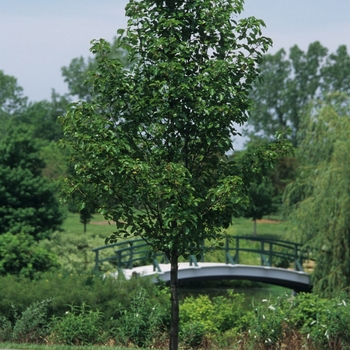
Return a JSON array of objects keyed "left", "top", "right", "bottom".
[
  {"left": 234, "top": 138, "right": 296, "bottom": 234},
  {"left": 247, "top": 42, "right": 350, "bottom": 145},
  {"left": 61, "top": 1, "right": 292, "bottom": 349},
  {"left": 0, "top": 125, "right": 64, "bottom": 240},
  {"left": 284, "top": 92, "right": 350, "bottom": 297},
  {"left": 79, "top": 207, "right": 94, "bottom": 233},
  {"left": 243, "top": 178, "right": 275, "bottom": 236},
  {"left": 0, "top": 70, "right": 28, "bottom": 139},
  {"left": 61, "top": 44, "right": 131, "bottom": 102},
  {"left": 17, "top": 91, "right": 69, "bottom": 142}
]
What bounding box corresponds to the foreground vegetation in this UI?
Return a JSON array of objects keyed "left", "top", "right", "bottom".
[{"left": 0, "top": 273, "right": 349, "bottom": 349}]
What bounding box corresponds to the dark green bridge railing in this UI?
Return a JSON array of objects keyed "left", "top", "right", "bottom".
[{"left": 92, "top": 236, "right": 311, "bottom": 274}]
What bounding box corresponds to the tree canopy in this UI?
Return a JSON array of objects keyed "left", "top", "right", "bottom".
[
  {"left": 0, "top": 70, "right": 28, "bottom": 139},
  {"left": 284, "top": 92, "right": 350, "bottom": 297},
  {"left": 247, "top": 42, "right": 350, "bottom": 145}
]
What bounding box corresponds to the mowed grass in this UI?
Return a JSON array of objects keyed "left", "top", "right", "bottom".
[
  {"left": 61, "top": 212, "right": 117, "bottom": 239},
  {"left": 228, "top": 216, "right": 290, "bottom": 239}
]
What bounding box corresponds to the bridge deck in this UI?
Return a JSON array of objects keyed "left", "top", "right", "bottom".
[{"left": 110, "top": 262, "right": 311, "bottom": 292}]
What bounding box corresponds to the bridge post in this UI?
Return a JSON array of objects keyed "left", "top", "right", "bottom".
[
  {"left": 117, "top": 251, "right": 122, "bottom": 271},
  {"left": 153, "top": 254, "right": 162, "bottom": 272},
  {"left": 94, "top": 249, "right": 99, "bottom": 272},
  {"left": 225, "top": 237, "right": 229, "bottom": 264},
  {"left": 128, "top": 241, "right": 134, "bottom": 269},
  {"left": 236, "top": 237, "right": 239, "bottom": 264},
  {"left": 269, "top": 242, "right": 273, "bottom": 266}
]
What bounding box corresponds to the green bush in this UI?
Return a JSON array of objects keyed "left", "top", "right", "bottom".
[
  {"left": 289, "top": 293, "right": 350, "bottom": 349},
  {"left": 2, "top": 270, "right": 350, "bottom": 348},
  {"left": 0, "top": 272, "right": 170, "bottom": 346},
  {"left": 180, "top": 295, "right": 218, "bottom": 334},
  {"left": 50, "top": 303, "right": 106, "bottom": 345},
  {"left": 0, "top": 232, "right": 60, "bottom": 278},
  {"left": 180, "top": 290, "right": 246, "bottom": 335},
  {"left": 180, "top": 321, "right": 206, "bottom": 349},
  {"left": 243, "top": 296, "right": 286, "bottom": 349},
  {"left": 115, "top": 287, "right": 168, "bottom": 347},
  {"left": 0, "top": 271, "right": 169, "bottom": 324},
  {"left": 0, "top": 299, "right": 52, "bottom": 343},
  {"left": 0, "top": 315, "right": 12, "bottom": 342},
  {"left": 179, "top": 290, "right": 247, "bottom": 348},
  {"left": 12, "top": 299, "right": 52, "bottom": 343},
  {"left": 239, "top": 292, "right": 350, "bottom": 349}
]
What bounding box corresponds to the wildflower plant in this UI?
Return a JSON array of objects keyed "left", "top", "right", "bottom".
[{"left": 115, "top": 287, "right": 166, "bottom": 347}]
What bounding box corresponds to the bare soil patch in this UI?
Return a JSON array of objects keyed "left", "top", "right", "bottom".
[
  {"left": 90, "top": 220, "right": 116, "bottom": 226},
  {"left": 256, "top": 219, "right": 282, "bottom": 224}
]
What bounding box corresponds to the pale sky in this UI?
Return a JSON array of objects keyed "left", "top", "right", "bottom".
[{"left": 1, "top": 0, "right": 350, "bottom": 103}]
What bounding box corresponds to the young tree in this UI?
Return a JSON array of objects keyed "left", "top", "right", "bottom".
[
  {"left": 80, "top": 208, "right": 93, "bottom": 233},
  {"left": 61, "top": 1, "right": 292, "bottom": 348},
  {"left": 243, "top": 178, "right": 275, "bottom": 236},
  {"left": 284, "top": 93, "right": 350, "bottom": 297}
]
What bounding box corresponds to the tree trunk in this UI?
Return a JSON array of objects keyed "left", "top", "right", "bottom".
[
  {"left": 169, "top": 252, "right": 179, "bottom": 350},
  {"left": 253, "top": 219, "right": 257, "bottom": 236}
]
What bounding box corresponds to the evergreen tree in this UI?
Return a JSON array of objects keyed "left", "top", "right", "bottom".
[{"left": 0, "top": 125, "right": 65, "bottom": 240}]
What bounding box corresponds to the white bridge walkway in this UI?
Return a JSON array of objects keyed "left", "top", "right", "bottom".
[{"left": 114, "top": 262, "right": 311, "bottom": 292}]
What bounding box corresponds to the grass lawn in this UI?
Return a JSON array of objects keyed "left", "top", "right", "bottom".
[
  {"left": 61, "top": 212, "right": 118, "bottom": 239},
  {"left": 228, "top": 216, "right": 290, "bottom": 239}
]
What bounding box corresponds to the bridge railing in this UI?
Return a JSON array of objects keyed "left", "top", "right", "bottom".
[
  {"left": 92, "top": 236, "right": 310, "bottom": 273},
  {"left": 223, "top": 236, "right": 308, "bottom": 271}
]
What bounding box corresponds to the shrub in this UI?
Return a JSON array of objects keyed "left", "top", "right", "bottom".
[
  {"left": 289, "top": 293, "right": 350, "bottom": 349},
  {"left": 0, "top": 232, "right": 60, "bottom": 278},
  {"left": 180, "top": 295, "right": 218, "bottom": 334},
  {"left": 179, "top": 290, "right": 247, "bottom": 348},
  {"left": 12, "top": 299, "right": 52, "bottom": 343},
  {"left": 239, "top": 292, "right": 350, "bottom": 349},
  {"left": 180, "top": 321, "right": 206, "bottom": 349},
  {"left": 115, "top": 287, "right": 168, "bottom": 347},
  {"left": 0, "top": 315, "right": 12, "bottom": 342},
  {"left": 244, "top": 295, "right": 287, "bottom": 349},
  {"left": 0, "top": 271, "right": 169, "bottom": 325},
  {"left": 212, "top": 290, "right": 246, "bottom": 332},
  {"left": 50, "top": 303, "right": 106, "bottom": 345}
]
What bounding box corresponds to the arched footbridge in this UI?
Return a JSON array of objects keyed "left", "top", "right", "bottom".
[{"left": 93, "top": 236, "right": 312, "bottom": 292}]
